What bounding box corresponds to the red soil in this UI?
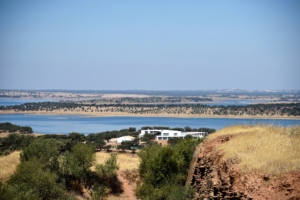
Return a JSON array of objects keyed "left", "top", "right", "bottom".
[{"left": 187, "top": 135, "right": 300, "bottom": 200}]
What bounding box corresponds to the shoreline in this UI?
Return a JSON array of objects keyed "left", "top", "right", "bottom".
[{"left": 0, "top": 111, "right": 299, "bottom": 120}]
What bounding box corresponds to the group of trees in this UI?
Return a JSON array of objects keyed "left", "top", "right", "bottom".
[
  {"left": 1, "top": 125, "right": 211, "bottom": 157},
  {"left": 136, "top": 137, "right": 204, "bottom": 199},
  {"left": 1, "top": 101, "right": 299, "bottom": 116},
  {"left": 0, "top": 122, "right": 33, "bottom": 134},
  {"left": 0, "top": 138, "right": 120, "bottom": 199},
  {"left": 81, "top": 96, "right": 213, "bottom": 104},
  {"left": 0, "top": 123, "right": 214, "bottom": 199},
  {"left": 0, "top": 133, "right": 36, "bottom": 155}
]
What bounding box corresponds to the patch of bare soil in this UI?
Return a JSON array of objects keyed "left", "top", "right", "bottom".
[
  {"left": 107, "top": 170, "right": 138, "bottom": 200},
  {"left": 187, "top": 135, "right": 300, "bottom": 200}
]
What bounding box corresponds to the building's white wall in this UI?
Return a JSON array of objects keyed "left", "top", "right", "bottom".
[
  {"left": 116, "top": 136, "right": 135, "bottom": 143},
  {"left": 161, "top": 130, "right": 181, "bottom": 137},
  {"left": 139, "top": 129, "right": 208, "bottom": 141}
]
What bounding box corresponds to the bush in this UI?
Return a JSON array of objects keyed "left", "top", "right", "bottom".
[
  {"left": 71, "top": 144, "right": 95, "bottom": 171},
  {"left": 7, "top": 159, "right": 65, "bottom": 200},
  {"left": 0, "top": 134, "right": 35, "bottom": 156},
  {"left": 136, "top": 183, "right": 194, "bottom": 200},
  {"left": 91, "top": 184, "right": 107, "bottom": 200},
  {"left": 96, "top": 153, "right": 119, "bottom": 178},
  {"left": 20, "top": 138, "right": 60, "bottom": 171},
  {"left": 136, "top": 138, "right": 202, "bottom": 199},
  {"left": 95, "top": 153, "right": 122, "bottom": 195}
]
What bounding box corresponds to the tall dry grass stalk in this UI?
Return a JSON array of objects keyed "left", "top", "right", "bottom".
[
  {"left": 214, "top": 125, "right": 300, "bottom": 175},
  {"left": 0, "top": 151, "right": 21, "bottom": 182},
  {"left": 92, "top": 152, "right": 140, "bottom": 171}
]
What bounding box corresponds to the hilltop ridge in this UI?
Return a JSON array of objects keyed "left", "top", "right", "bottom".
[{"left": 187, "top": 125, "right": 300, "bottom": 199}]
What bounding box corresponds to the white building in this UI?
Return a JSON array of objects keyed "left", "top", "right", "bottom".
[
  {"left": 116, "top": 136, "right": 135, "bottom": 143},
  {"left": 139, "top": 129, "right": 208, "bottom": 141}
]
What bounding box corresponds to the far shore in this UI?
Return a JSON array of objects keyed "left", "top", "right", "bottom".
[
  {"left": 0, "top": 110, "right": 299, "bottom": 120},
  {"left": 0, "top": 131, "right": 45, "bottom": 138}
]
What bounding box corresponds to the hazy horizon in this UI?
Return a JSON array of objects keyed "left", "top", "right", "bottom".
[{"left": 1, "top": 1, "right": 299, "bottom": 90}]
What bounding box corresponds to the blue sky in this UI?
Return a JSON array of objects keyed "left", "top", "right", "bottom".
[{"left": 0, "top": 1, "right": 299, "bottom": 90}]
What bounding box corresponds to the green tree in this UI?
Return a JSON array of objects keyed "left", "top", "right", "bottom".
[
  {"left": 96, "top": 153, "right": 119, "bottom": 178},
  {"left": 7, "top": 159, "right": 65, "bottom": 200},
  {"left": 20, "top": 138, "right": 60, "bottom": 171},
  {"left": 59, "top": 151, "right": 84, "bottom": 180},
  {"left": 71, "top": 143, "right": 95, "bottom": 172},
  {"left": 68, "top": 132, "right": 86, "bottom": 142},
  {"left": 136, "top": 138, "right": 202, "bottom": 200}
]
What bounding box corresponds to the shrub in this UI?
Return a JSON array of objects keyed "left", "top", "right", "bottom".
[
  {"left": 0, "top": 134, "right": 35, "bottom": 156},
  {"left": 96, "top": 153, "right": 119, "bottom": 178},
  {"left": 7, "top": 159, "right": 65, "bottom": 199},
  {"left": 71, "top": 144, "right": 95, "bottom": 171},
  {"left": 136, "top": 138, "right": 202, "bottom": 199},
  {"left": 20, "top": 138, "right": 60, "bottom": 171}
]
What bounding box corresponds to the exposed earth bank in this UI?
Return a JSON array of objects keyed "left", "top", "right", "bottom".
[{"left": 186, "top": 135, "right": 300, "bottom": 200}]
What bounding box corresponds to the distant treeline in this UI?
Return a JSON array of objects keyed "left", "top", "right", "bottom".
[
  {"left": 0, "top": 122, "right": 33, "bottom": 134},
  {"left": 0, "top": 123, "right": 208, "bottom": 199},
  {"left": 13, "top": 89, "right": 300, "bottom": 96},
  {"left": 1, "top": 102, "right": 299, "bottom": 116},
  {"left": 80, "top": 96, "right": 213, "bottom": 104},
  {"left": 0, "top": 125, "right": 214, "bottom": 156}
]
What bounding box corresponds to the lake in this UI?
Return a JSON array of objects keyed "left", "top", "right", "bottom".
[
  {"left": 0, "top": 98, "right": 270, "bottom": 107},
  {"left": 0, "top": 99, "right": 58, "bottom": 106},
  {"left": 0, "top": 114, "right": 299, "bottom": 134}
]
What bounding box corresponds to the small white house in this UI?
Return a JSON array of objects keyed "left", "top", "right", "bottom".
[
  {"left": 139, "top": 129, "right": 208, "bottom": 141},
  {"left": 116, "top": 136, "right": 135, "bottom": 143}
]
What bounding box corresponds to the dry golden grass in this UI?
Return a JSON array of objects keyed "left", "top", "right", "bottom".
[
  {"left": 206, "top": 124, "right": 266, "bottom": 142},
  {"left": 91, "top": 151, "right": 140, "bottom": 171},
  {"left": 0, "top": 151, "right": 21, "bottom": 182},
  {"left": 214, "top": 125, "right": 300, "bottom": 175}
]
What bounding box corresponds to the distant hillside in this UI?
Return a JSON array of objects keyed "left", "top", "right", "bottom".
[{"left": 1, "top": 102, "right": 299, "bottom": 118}]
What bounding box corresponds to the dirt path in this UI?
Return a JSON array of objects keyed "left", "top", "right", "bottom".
[{"left": 107, "top": 171, "right": 137, "bottom": 200}]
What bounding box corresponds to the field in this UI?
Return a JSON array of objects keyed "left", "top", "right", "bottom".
[
  {"left": 0, "top": 151, "right": 21, "bottom": 182},
  {"left": 92, "top": 151, "right": 140, "bottom": 171},
  {"left": 210, "top": 125, "right": 300, "bottom": 174}
]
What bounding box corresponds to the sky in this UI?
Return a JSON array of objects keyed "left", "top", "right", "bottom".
[{"left": 0, "top": 0, "right": 299, "bottom": 90}]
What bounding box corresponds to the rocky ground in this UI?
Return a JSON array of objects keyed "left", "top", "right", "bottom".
[{"left": 186, "top": 135, "right": 300, "bottom": 200}]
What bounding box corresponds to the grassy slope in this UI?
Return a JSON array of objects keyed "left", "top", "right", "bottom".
[
  {"left": 207, "top": 125, "right": 300, "bottom": 175},
  {"left": 92, "top": 152, "right": 140, "bottom": 171},
  {"left": 0, "top": 151, "right": 21, "bottom": 182}
]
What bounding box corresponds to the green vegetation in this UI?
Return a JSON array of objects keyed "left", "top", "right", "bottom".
[
  {"left": 1, "top": 102, "right": 299, "bottom": 116},
  {"left": 136, "top": 138, "right": 204, "bottom": 200},
  {"left": 0, "top": 124, "right": 212, "bottom": 199},
  {"left": 0, "top": 134, "right": 35, "bottom": 155},
  {"left": 1, "top": 138, "right": 120, "bottom": 199},
  {"left": 0, "top": 122, "right": 33, "bottom": 134},
  {"left": 80, "top": 96, "right": 213, "bottom": 104}
]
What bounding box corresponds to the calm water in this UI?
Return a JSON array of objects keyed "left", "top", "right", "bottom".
[
  {"left": 0, "top": 114, "right": 299, "bottom": 134},
  {"left": 204, "top": 99, "right": 271, "bottom": 106},
  {"left": 0, "top": 99, "right": 58, "bottom": 106}
]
